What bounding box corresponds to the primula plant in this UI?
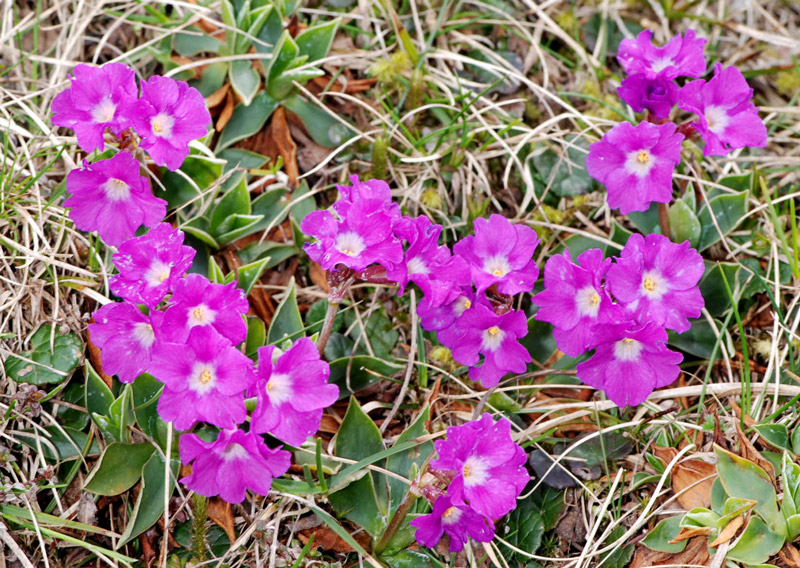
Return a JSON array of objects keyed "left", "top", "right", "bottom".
[{"left": 7, "top": 3, "right": 800, "bottom": 568}]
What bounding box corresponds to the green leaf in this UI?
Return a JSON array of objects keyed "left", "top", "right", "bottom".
[
  {"left": 232, "top": 257, "right": 271, "bottom": 296},
  {"left": 131, "top": 374, "right": 168, "bottom": 449},
  {"left": 268, "top": 278, "right": 304, "bottom": 343},
  {"left": 754, "top": 424, "right": 790, "bottom": 451},
  {"left": 189, "top": 61, "right": 229, "bottom": 98},
  {"left": 160, "top": 155, "right": 225, "bottom": 209},
  {"left": 16, "top": 426, "right": 101, "bottom": 462},
  {"left": 499, "top": 504, "right": 545, "bottom": 562},
  {"left": 328, "top": 397, "right": 388, "bottom": 536},
  {"left": 726, "top": 516, "right": 785, "bottom": 565},
  {"left": 792, "top": 427, "right": 800, "bottom": 456},
  {"left": 342, "top": 308, "right": 398, "bottom": 360},
  {"left": 84, "top": 362, "right": 114, "bottom": 416},
  {"left": 628, "top": 201, "right": 662, "bottom": 235},
  {"left": 282, "top": 95, "right": 356, "bottom": 147},
  {"left": 175, "top": 28, "right": 222, "bottom": 56},
  {"left": 265, "top": 31, "right": 300, "bottom": 99},
  {"left": 603, "top": 525, "right": 634, "bottom": 568},
  {"left": 215, "top": 214, "right": 264, "bottom": 246},
  {"left": 218, "top": 148, "right": 270, "bottom": 173},
  {"left": 290, "top": 180, "right": 316, "bottom": 223},
  {"left": 531, "top": 141, "right": 594, "bottom": 197},
  {"left": 182, "top": 220, "right": 220, "bottom": 250},
  {"left": 386, "top": 407, "right": 433, "bottom": 514},
  {"left": 84, "top": 443, "right": 155, "bottom": 496},
  {"left": 117, "top": 452, "right": 179, "bottom": 547},
  {"left": 245, "top": 316, "right": 266, "bottom": 357},
  {"left": 5, "top": 325, "right": 82, "bottom": 385},
  {"left": 229, "top": 60, "right": 261, "bottom": 106},
  {"left": 296, "top": 19, "right": 340, "bottom": 62},
  {"left": 238, "top": 241, "right": 298, "bottom": 267},
  {"left": 380, "top": 550, "right": 434, "bottom": 568},
  {"left": 210, "top": 177, "right": 252, "bottom": 234},
  {"left": 668, "top": 199, "right": 701, "bottom": 247},
  {"left": 521, "top": 317, "right": 557, "bottom": 365},
  {"left": 697, "top": 192, "right": 748, "bottom": 251},
  {"left": 328, "top": 356, "right": 403, "bottom": 398},
  {"left": 216, "top": 91, "right": 278, "bottom": 151},
  {"left": 668, "top": 318, "right": 726, "bottom": 360},
  {"left": 255, "top": 5, "right": 283, "bottom": 53},
  {"left": 715, "top": 446, "right": 785, "bottom": 535},
  {"left": 700, "top": 262, "right": 740, "bottom": 317}
]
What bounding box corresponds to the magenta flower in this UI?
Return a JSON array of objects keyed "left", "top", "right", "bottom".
[
  {"left": 617, "top": 74, "right": 679, "bottom": 120},
  {"left": 333, "top": 175, "right": 400, "bottom": 219},
  {"left": 51, "top": 63, "right": 138, "bottom": 153},
  {"left": 532, "top": 248, "right": 619, "bottom": 357},
  {"left": 576, "top": 321, "right": 682, "bottom": 407},
  {"left": 418, "top": 289, "right": 475, "bottom": 332},
  {"left": 161, "top": 274, "right": 249, "bottom": 345},
  {"left": 453, "top": 215, "right": 540, "bottom": 295},
  {"left": 301, "top": 199, "right": 403, "bottom": 272},
  {"left": 386, "top": 216, "right": 470, "bottom": 306},
  {"left": 438, "top": 303, "right": 530, "bottom": 388},
  {"left": 127, "top": 76, "right": 211, "bottom": 170},
  {"left": 250, "top": 338, "right": 339, "bottom": 446},
  {"left": 617, "top": 29, "right": 707, "bottom": 80},
  {"left": 88, "top": 302, "right": 162, "bottom": 384},
  {"left": 64, "top": 152, "right": 166, "bottom": 246},
  {"left": 431, "top": 414, "right": 529, "bottom": 519},
  {"left": 585, "top": 121, "right": 683, "bottom": 215},
  {"left": 410, "top": 495, "right": 494, "bottom": 552},
  {"left": 151, "top": 326, "right": 253, "bottom": 430},
  {"left": 607, "top": 233, "right": 704, "bottom": 333},
  {"left": 678, "top": 64, "right": 767, "bottom": 157},
  {"left": 110, "top": 223, "right": 196, "bottom": 309},
  {"left": 179, "top": 429, "right": 291, "bottom": 504}
]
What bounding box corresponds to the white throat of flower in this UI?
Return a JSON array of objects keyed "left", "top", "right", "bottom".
[
  {"left": 640, "top": 270, "right": 669, "bottom": 300},
  {"left": 265, "top": 372, "right": 292, "bottom": 405},
  {"left": 481, "top": 325, "right": 505, "bottom": 352},
  {"left": 188, "top": 362, "right": 217, "bottom": 395},
  {"left": 144, "top": 260, "right": 172, "bottom": 288},
  {"left": 188, "top": 303, "right": 216, "bottom": 328},
  {"left": 102, "top": 178, "right": 131, "bottom": 201},
  {"left": 704, "top": 105, "right": 730, "bottom": 135},
  {"left": 441, "top": 506, "right": 463, "bottom": 525},
  {"left": 151, "top": 112, "right": 175, "bottom": 138},
  {"left": 335, "top": 231, "right": 366, "bottom": 257},
  {"left": 575, "top": 286, "right": 601, "bottom": 318},
  {"left": 406, "top": 256, "right": 429, "bottom": 275},
  {"left": 453, "top": 296, "right": 472, "bottom": 317},
  {"left": 614, "top": 337, "right": 644, "bottom": 362},
  {"left": 91, "top": 98, "right": 117, "bottom": 124},
  {"left": 483, "top": 254, "right": 511, "bottom": 278},
  {"left": 132, "top": 322, "right": 156, "bottom": 348},
  {"left": 624, "top": 149, "right": 656, "bottom": 178},
  {"left": 650, "top": 57, "right": 674, "bottom": 73},
  {"left": 222, "top": 443, "right": 248, "bottom": 461},
  {"left": 461, "top": 455, "right": 490, "bottom": 488}
]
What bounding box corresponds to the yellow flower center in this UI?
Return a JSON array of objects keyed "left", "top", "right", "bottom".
[
  {"left": 643, "top": 277, "right": 655, "bottom": 291},
  {"left": 152, "top": 119, "right": 163, "bottom": 133},
  {"left": 463, "top": 464, "right": 472, "bottom": 478},
  {"left": 266, "top": 380, "right": 274, "bottom": 392},
  {"left": 463, "top": 299, "right": 471, "bottom": 309},
  {"left": 443, "top": 507, "right": 457, "bottom": 518},
  {"left": 487, "top": 326, "right": 500, "bottom": 336},
  {"left": 492, "top": 269, "right": 504, "bottom": 276},
  {"left": 622, "top": 338, "right": 634, "bottom": 344},
  {"left": 200, "top": 369, "right": 212, "bottom": 383},
  {"left": 589, "top": 292, "right": 600, "bottom": 306},
  {"left": 193, "top": 307, "right": 205, "bottom": 320},
  {"left": 637, "top": 150, "right": 650, "bottom": 164}
]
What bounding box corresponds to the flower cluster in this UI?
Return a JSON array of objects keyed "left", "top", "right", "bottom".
[
  {"left": 88, "top": 223, "right": 339, "bottom": 503},
  {"left": 533, "top": 233, "right": 704, "bottom": 407},
  {"left": 588, "top": 30, "right": 766, "bottom": 214},
  {"left": 53, "top": 63, "right": 211, "bottom": 245},
  {"left": 302, "top": 178, "right": 536, "bottom": 388},
  {"left": 410, "top": 414, "right": 529, "bottom": 552}
]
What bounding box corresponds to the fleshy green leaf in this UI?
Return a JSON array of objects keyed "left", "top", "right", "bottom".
[
  {"left": 117, "top": 452, "right": 179, "bottom": 546},
  {"left": 697, "top": 192, "right": 748, "bottom": 251},
  {"left": 217, "top": 92, "right": 278, "bottom": 151},
  {"left": 329, "top": 356, "right": 403, "bottom": 398},
  {"left": 245, "top": 316, "right": 266, "bottom": 357},
  {"left": 229, "top": 60, "right": 261, "bottom": 106},
  {"left": 5, "top": 325, "right": 82, "bottom": 385},
  {"left": 726, "top": 516, "right": 784, "bottom": 565},
  {"left": 754, "top": 424, "right": 790, "bottom": 451},
  {"left": 84, "top": 362, "right": 114, "bottom": 416},
  {"left": 233, "top": 256, "right": 271, "bottom": 296},
  {"left": 267, "top": 277, "right": 304, "bottom": 344},
  {"left": 84, "top": 443, "right": 155, "bottom": 496},
  {"left": 641, "top": 516, "right": 687, "bottom": 553},
  {"left": 386, "top": 406, "right": 433, "bottom": 514},
  {"left": 668, "top": 199, "right": 701, "bottom": 247},
  {"left": 296, "top": 19, "right": 340, "bottom": 62}
]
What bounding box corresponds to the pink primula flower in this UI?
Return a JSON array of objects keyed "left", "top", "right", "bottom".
[
  {"left": 410, "top": 495, "right": 494, "bottom": 552},
  {"left": 52, "top": 63, "right": 138, "bottom": 153},
  {"left": 586, "top": 121, "right": 684, "bottom": 215},
  {"left": 64, "top": 152, "right": 166, "bottom": 246},
  {"left": 250, "top": 338, "right": 339, "bottom": 446},
  {"left": 179, "top": 429, "right": 291, "bottom": 503},
  {"left": 617, "top": 29, "right": 707, "bottom": 80},
  {"left": 127, "top": 76, "right": 211, "bottom": 170}
]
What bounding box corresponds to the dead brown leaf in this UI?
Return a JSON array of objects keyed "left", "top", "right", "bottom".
[
  {"left": 653, "top": 446, "right": 717, "bottom": 510},
  {"left": 216, "top": 91, "right": 235, "bottom": 133},
  {"left": 736, "top": 423, "right": 777, "bottom": 482},
  {"left": 708, "top": 514, "right": 744, "bottom": 547},
  {"left": 263, "top": 107, "right": 299, "bottom": 186},
  {"left": 298, "top": 525, "right": 370, "bottom": 553},
  {"left": 309, "top": 261, "right": 329, "bottom": 292},
  {"left": 206, "top": 83, "right": 230, "bottom": 108},
  {"left": 208, "top": 498, "right": 236, "bottom": 543},
  {"left": 318, "top": 414, "right": 340, "bottom": 434},
  {"left": 780, "top": 543, "right": 800, "bottom": 567},
  {"left": 86, "top": 320, "right": 113, "bottom": 388},
  {"left": 630, "top": 536, "right": 710, "bottom": 568},
  {"left": 669, "top": 526, "right": 713, "bottom": 544}
]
